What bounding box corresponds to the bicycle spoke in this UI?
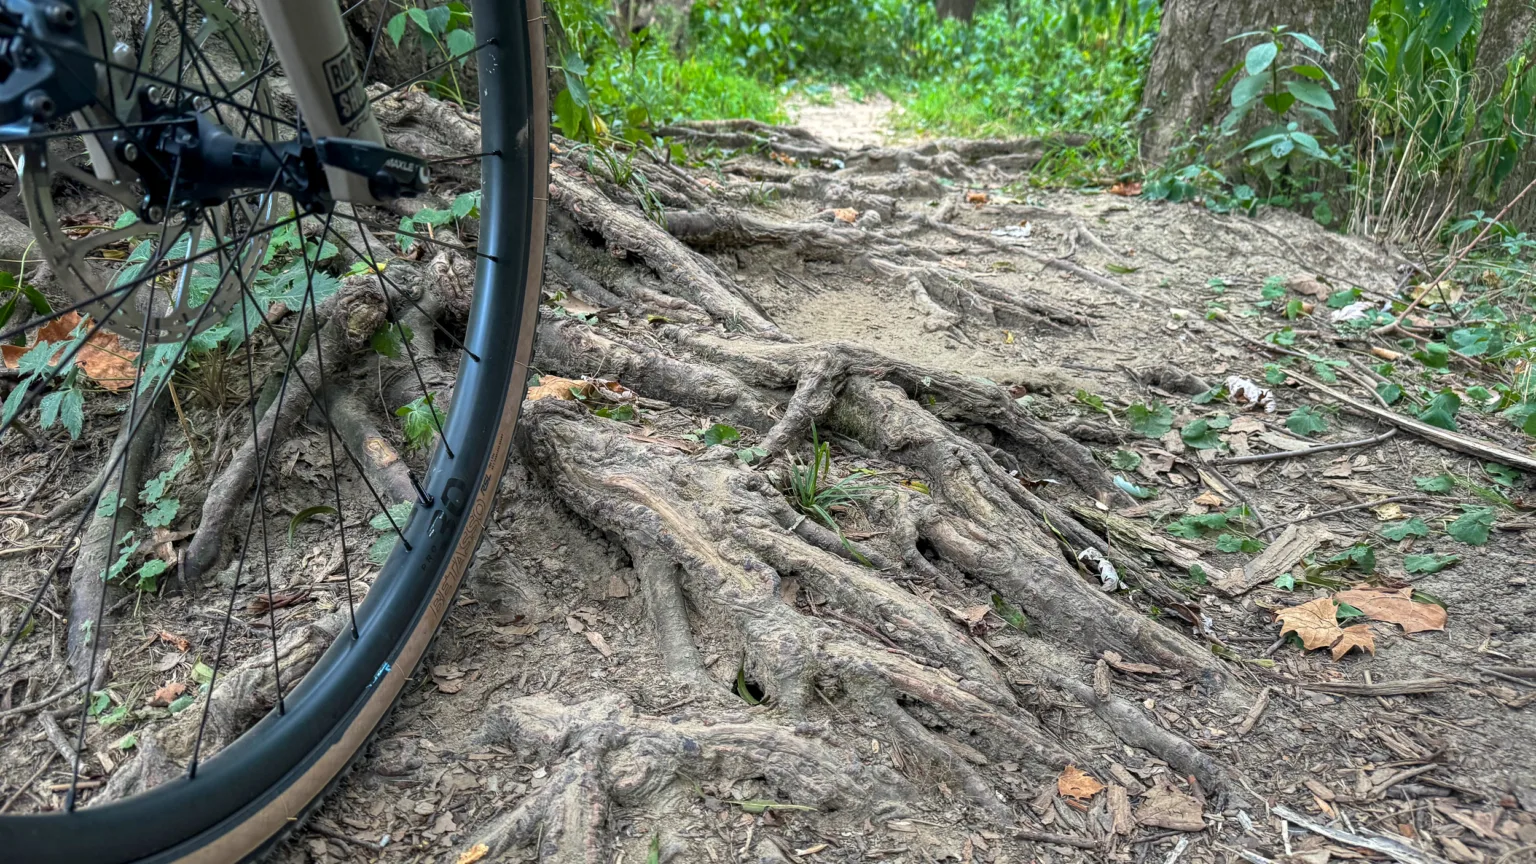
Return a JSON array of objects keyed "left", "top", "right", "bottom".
[
  {"left": 328, "top": 209, "right": 497, "bottom": 261},
  {"left": 325, "top": 219, "right": 454, "bottom": 457},
  {"left": 310, "top": 214, "right": 481, "bottom": 361},
  {"left": 369, "top": 37, "right": 496, "bottom": 105}
]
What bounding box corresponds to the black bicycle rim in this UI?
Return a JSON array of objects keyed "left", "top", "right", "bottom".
[{"left": 0, "top": 0, "right": 546, "bottom": 859}]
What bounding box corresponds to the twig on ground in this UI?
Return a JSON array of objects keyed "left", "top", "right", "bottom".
[
  {"left": 1235, "top": 686, "right": 1271, "bottom": 736},
  {"left": 1476, "top": 666, "right": 1536, "bottom": 690},
  {"left": 1218, "top": 429, "right": 1397, "bottom": 465},
  {"left": 1260, "top": 495, "right": 1429, "bottom": 536},
  {"left": 1287, "top": 370, "right": 1536, "bottom": 473},
  {"left": 1272, "top": 804, "right": 1451, "bottom": 864},
  {"left": 0, "top": 754, "right": 54, "bottom": 812},
  {"left": 1303, "top": 678, "right": 1451, "bottom": 696},
  {"left": 36, "top": 712, "right": 78, "bottom": 763},
  {"left": 0, "top": 679, "right": 85, "bottom": 719}
]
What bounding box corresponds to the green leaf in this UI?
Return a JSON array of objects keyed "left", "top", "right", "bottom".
[
  {"left": 1417, "top": 390, "right": 1461, "bottom": 431},
  {"left": 1074, "top": 389, "right": 1107, "bottom": 412},
  {"left": 1289, "top": 63, "right": 1327, "bottom": 80},
  {"left": 142, "top": 498, "right": 179, "bottom": 528},
  {"left": 1110, "top": 449, "right": 1142, "bottom": 471},
  {"left": 192, "top": 660, "right": 214, "bottom": 684},
  {"left": 1404, "top": 553, "right": 1459, "bottom": 574},
  {"left": 1165, "top": 513, "right": 1228, "bottom": 539},
  {"left": 368, "top": 533, "right": 399, "bottom": 565},
  {"left": 59, "top": 387, "right": 83, "bottom": 439},
  {"left": 1113, "top": 474, "right": 1156, "bottom": 499},
  {"left": 647, "top": 834, "right": 661, "bottom": 864},
  {"left": 1376, "top": 381, "right": 1403, "bottom": 405},
  {"left": 1273, "top": 573, "right": 1296, "bottom": 590},
  {"left": 1180, "top": 419, "right": 1224, "bottom": 450},
  {"left": 1328, "top": 543, "right": 1376, "bottom": 573},
  {"left": 1380, "top": 517, "right": 1429, "bottom": 541},
  {"left": 1231, "top": 71, "right": 1268, "bottom": 108},
  {"left": 445, "top": 28, "right": 476, "bottom": 63},
  {"left": 1336, "top": 602, "right": 1365, "bottom": 620},
  {"left": 1245, "top": 42, "right": 1279, "bottom": 76},
  {"left": 288, "top": 505, "right": 338, "bottom": 545},
  {"left": 1215, "top": 533, "right": 1264, "bottom": 554},
  {"left": 1126, "top": 402, "right": 1173, "bottom": 438},
  {"left": 1413, "top": 342, "right": 1450, "bottom": 369},
  {"left": 1483, "top": 462, "right": 1521, "bottom": 488},
  {"left": 38, "top": 389, "right": 63, "bottom": 431},
  {"left": 701, "top": 423, "right": 740, "bottom": 447},
  {"left": 990, "top": 593, "right": 1031, "bottom": 633},
  {"left": 1191, "top": 386, "right": 1227, "bottom": 405},
  {"left": 736, "top": 446, "right": 768, "bottom": 465},
  {"left": 141, "top": 448, "right": 193, "bottom": 505},
  {"left": 396, "top": 393, "right": 446, "bottom": 451},
  {"left": 1288, "top": 31, "right": 1326, "bottom": 54},
  {"left": 1446, "top": 507, "right": 1496, "bottom": 546},
  {"left": 734, "top": 660, "right": 762, "bottom": 705},
  {"left": 1286, "top": 405, "right": 1328, "bottom": 437},
  {"left": 593, "top": 403, "right": 636, "bottom": 422},
  {"left": 406, "top": 7, "right": 431, "bottom": 35},
  {"left": 1284, "top": 79, "right": 1335, "bottom": 110},
  {"left": 1415, "top": 474, "right": 1456, "bottom": 493},
  {"left": 387, "top": 11, "right": 406, "bottom": 46},
  {"left": 134, "top": 558, "right": 168, "bottom": 592},
  {"left": 167, "top": 692, "right": 195, "bottom": 714},
  {"left": 370, "top": 501, "right": 414, "bottom": 534}
]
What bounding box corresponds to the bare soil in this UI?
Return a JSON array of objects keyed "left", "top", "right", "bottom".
[{"left": 3, "top": 91, "right": 1535, "bottom": 864}]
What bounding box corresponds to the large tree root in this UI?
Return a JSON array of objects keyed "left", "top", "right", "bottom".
[
  {"left": 182, "top": 280, "right": 387, "bottom": 584},
  {"left": 475, "top": 389, "right": 1242, "bottom": 859},
  {"left": 66, "top": 401, "right": 164, "bottom": 678}
]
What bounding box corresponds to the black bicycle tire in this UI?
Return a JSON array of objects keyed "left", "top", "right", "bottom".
[{"left": 0, "top": 0, "right": 548, "bottom": 859}]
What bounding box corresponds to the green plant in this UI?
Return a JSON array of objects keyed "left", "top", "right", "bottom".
[
  {"left": 368, "top": 501, "right": 415, "bottom": 564},
  {"left": 386, "top": 1, "right": 478, "bottom": 105},
  {"left": 396, "top": 392, "right": 447, "bottom": 451},
  {"left": 785, "top": 425, "right": 882, "bottom": 554}
]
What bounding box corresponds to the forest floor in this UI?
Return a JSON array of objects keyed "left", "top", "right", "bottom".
[{"left": 3, "top": 90, "right": 1536, "bottom": 864}]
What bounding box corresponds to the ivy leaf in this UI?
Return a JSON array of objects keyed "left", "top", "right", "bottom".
[
  {"left": 1110, "top": 449, "right": 1142, "bottom": 471},
  {"left": 1413, "top": 342, "right": 1449, "bottom": 369},
  {"left": 142, "top": 498, "right": 180, "bottom": 528},
  {"left": 1126, "top": 402, "right": 1173, "bottom": 438},
  {"left": 1417, "top": 390, "right": 1461, "bottom": 431},
  {"left": 701, "top": 423, "right": 741, "bottom": 447},
  {"left": 1180, "top": 419, "right": 1223, "bottom": 450},
  {"left": 1376, "top": 381, "right": 1403, "bottom": 405},
  {"left": 1414, "top": 473, "right": 1455, "bottom": 493},
  {"left": 1286, "top": 405, "right": 1328, "bottom": 437},
  {"left": 1404, "top": 553, "right": 1460, "bottom": 574},
  {"left": 1380, "top": 517, "right": 1429, "bottom": 541},
  {"left": 1446, "top": 507, "right": 1495, "bottom": 546},
  {"left": 1483, "top": 462, "right": 1521, "bottom": 488},
  {"left": 1328, "top": 543, "right": 1376, "bottom": 573},
  {"left": 1215, "top": 533, "right": 1264, "bottom": 554}
]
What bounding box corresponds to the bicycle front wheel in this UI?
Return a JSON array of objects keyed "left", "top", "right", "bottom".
[{"left": 0, "top": 0, "right": 547, "bottom": 860}]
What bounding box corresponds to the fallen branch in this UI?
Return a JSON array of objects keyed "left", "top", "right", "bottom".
[
  {"left": 1012, "top": 829, "right": 1107, "bottom": 851},
  {"left": 1217, "top": 429, "right": 1397, "bottom": 465},
  {"left": 1286, "top": 370, "right": 1536, "bottom": 473},
  {"left": 1272, "top": 804, "right": 1451, "bottom": 864},
  {"left": 1303, "top": 678, "right": 1452, "bottom": 696}
]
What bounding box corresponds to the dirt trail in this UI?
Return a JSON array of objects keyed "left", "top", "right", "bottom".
[
  {"left": 292, "top": 130, "right": 1535, "bottom": 862},
  {"left": 3, "top": 96, "right": 1534, "bottom": 864},
  {"left": 785, "top": 88, "right": 899, "bottom": 148}
]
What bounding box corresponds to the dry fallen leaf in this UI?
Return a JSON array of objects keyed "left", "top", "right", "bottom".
[
  {"left": 150, "top": 681, "right": 187, "bottom": 707},
  {"left": 585, "top": 630, "right": 614, "bottom": 658},
  {"left": 1108, "top": 181, "right": 1142, "bottom": 197},
  {"left": 832, "top": 207, "right": 858, "bottom": 223},
  {"left": 455, "top": 843, "right": 490, "bottom": 864},
  {"left": 965, "top": 191, "right": 990, "bottom": 204},
  {"left": 247, "top": 588, "right": 311, "bottom": 616},
  {"left": 1193, "top": 491, "right": 1225, "bottom": 507},
  {"left": 1275, "top": 596, "right": 1376, "bottom": 661},
  {"left": 1135, "top": 778, "right": 1204, "bottom": 831},
  {"left": 157, "top": 630, "right": 191, "bottom": 652},
  {"left": 527, "top": 376, "right": 593, "bottom": 402},
  {"left": 1, "top": 312, "right": 139, "bottom": 390},
  {"left": 1411, "top": 280, "right": 1464, "bottom": 306},
  {"left": 1334, "top": 586, "right": 1446, "bottom": 634},
  {"left": 1057, "top": 765, "right": 1105, "bottom": 800}
]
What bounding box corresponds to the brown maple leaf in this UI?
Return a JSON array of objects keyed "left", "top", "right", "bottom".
[
  {"left": 149, "top": 681, "right": 187, "bottom": 707},
  {"left": 1334, "top": 586, "right": 1446, "bottom": 634},
  {"left": 526, "top": 375, "right": 593, "bottom": 402},
  {"left": 2, "top": 312, "right": 139, "bottom": 390},
  {"left": 1057, "top": 765, "right": 1105, "bottom": 800},
  {"left": 1275, "top": 596, "right": 1377, "bottom": 661}
]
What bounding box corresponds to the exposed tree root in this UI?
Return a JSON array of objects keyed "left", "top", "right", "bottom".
[
  {"left": 550, "top": 169, "right": 783, "bottom": 336},
  {"left": 182, "top": 280, "right": 387, "bottom": 585},
  {"left": 67, "top": 402, "right": 164, "bottom": 679},
  {"left": 98, "top": 613, "right": 345, "bottom": 802}
]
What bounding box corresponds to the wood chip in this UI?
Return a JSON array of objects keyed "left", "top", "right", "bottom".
[
  {"left": 1215, "top": 524, "right": 1338, "bottom": 596},
  {"left": 1108, "top": 784, "right": 1135, "bottom": 835},
  {"left": 585, "top": 630, "right": 614, "bottom": 658}
]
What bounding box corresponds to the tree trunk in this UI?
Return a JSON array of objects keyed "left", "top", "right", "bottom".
[
  {"left": 1140, "top": 0, "right": 1371, "bottom": 164},
  {"left": 935, "top": 0, "right": 977, "bottom": 22},
  {"left": 1467, "top": 0, "right": 1536, "bottom": 227}
]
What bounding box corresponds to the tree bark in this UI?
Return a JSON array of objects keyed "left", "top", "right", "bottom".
[
  {"left": 1140, "top": 0, "right": 1371, "bottom": 164},
  {"left": 934, "top": 0, "right": 977, "bottom": 22},
  {"left": 1467, "top": 0, "right": 1536, "bottom": 226}
]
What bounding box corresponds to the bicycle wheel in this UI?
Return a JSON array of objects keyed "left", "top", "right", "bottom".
[{"left": 0, "top": 0, "right": 546, "bottom": 859}]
